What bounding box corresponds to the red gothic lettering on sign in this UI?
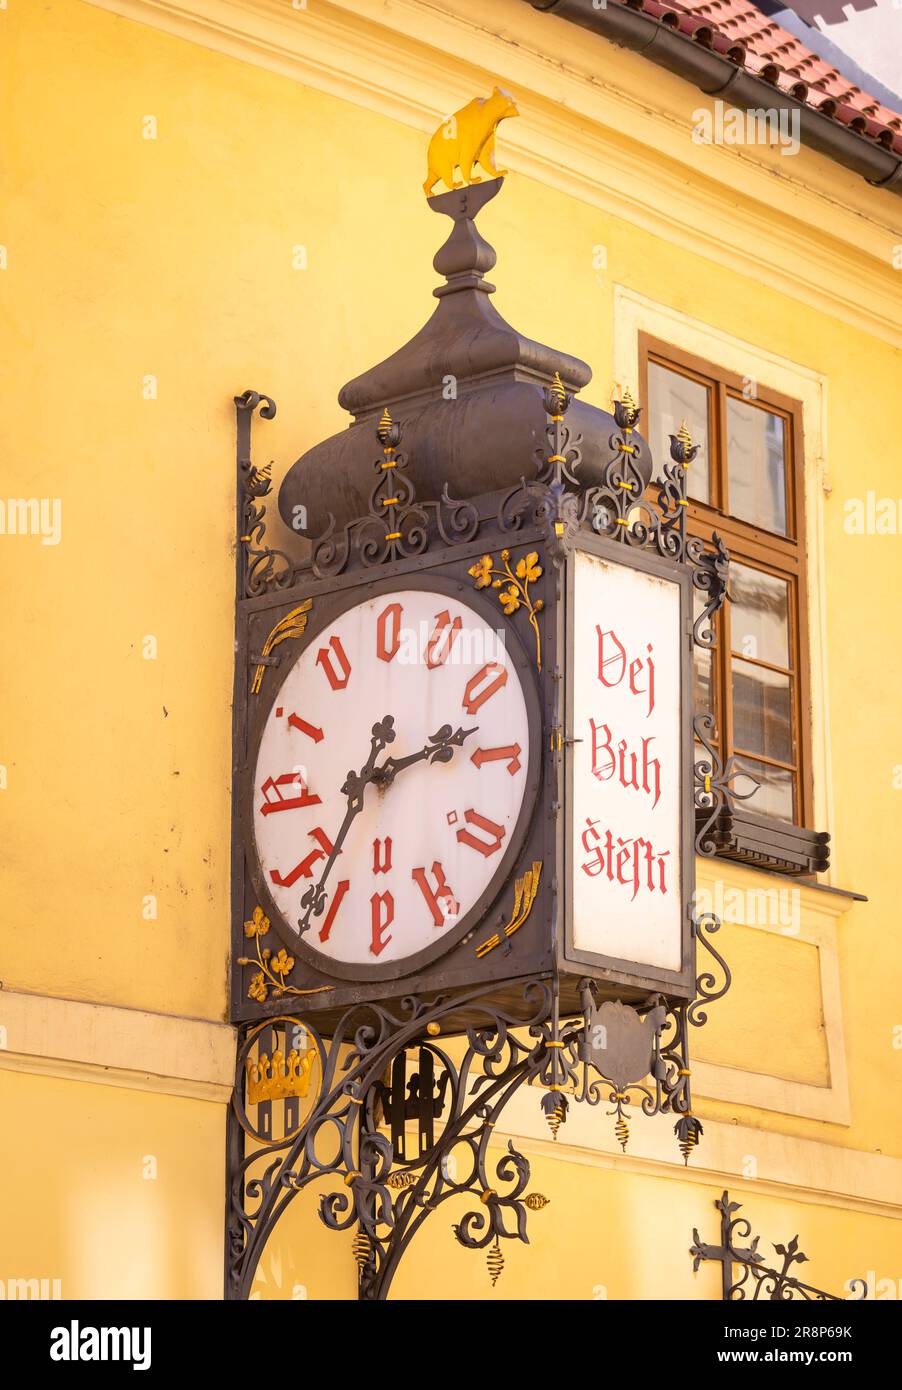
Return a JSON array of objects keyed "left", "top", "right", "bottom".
[
  {"left": 596, "top": 627, "right": 656, "bottom": 718},
  {"left": 370, "top": 891, "right": 394, "bottom": 956},
  {"left": 373, "top": 837, "right": 393, "bottom": 874},
  {"left": 411, "top": 862, "right": 459, "bottom": 927},
  {"left": 462, "top": 663, "right": 508, "bottom": 715},
  {"left": 579, "top": 818, "right": 670, "bottom": 900},
  {"left": 376, "top": 602, "right": 403, "bottom": 663},
  {"left": 286, "top": 712, "right": 324, "bottom": 743},
  {"left": 425, "top": 610, "right": 462, "bottom": 669},
  {"left": 316, "top": 635, "right": 351, "bottom": 690},
  {"left": 270, "top": 827, "right": 336, "bottom": 887},
  {"left": 589, "top": 720, "right": 661, "bottom": 809},
  {"left": 456, "top": 809, "right": 506, "bottom": 858},
  {"left": 259, "top": 771, "right": 322, "bottom": 817},
  {"left": 318, "top": 879, "right": 350, "bottom": 943},
  {"left": 470, "top": 744, "right": 522, "bottom": 776}
]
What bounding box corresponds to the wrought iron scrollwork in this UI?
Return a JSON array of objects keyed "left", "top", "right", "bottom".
[
  {"left": 227, "top": 966, "right": 739, "bottom": 1300},
  {"left": 691, "top": 1191, "right": 867, "bottom": 1301},
  {"left": 235, "top": 391, "right": 295, "bottom": 598},
  {"left": 499, "top": 374, "right": 601, "bottom": 566},
  {"left": 227, "top": 980, "right": 556, "bottom": 1301},
  {"left": 689, "top": 912, "right": 732, "bottom": 1028},
  {"left": 310, "top": 411, "right": 478, "bottom": 579},
  {"left": 694, "top": 712, "right": 760, "bottom": 855}
]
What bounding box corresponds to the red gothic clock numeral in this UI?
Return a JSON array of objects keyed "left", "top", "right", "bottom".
[
  {"left": 259, "top": 771, "right": 322, "bottom": 817},
  {"left": 274, "top": 707, "right": 324, "bottom": 743},
  {"left": 370, "top": 891, "right": 394, "bottom": 956},
  {"left": 456, "top": 809, "right": 506, "bottom": 858},
  {"left": 373, "top": 837, "right": 393, "bottom": 873},
  {"left": 470, "top": 744, "right": 522, "bottom": 776},
  {"left": 411, "top": 862, "right": 458, "bottom": 926},
  {"left": 270, "top": 827, "right": 336, "bottom": 887},
  {"left": 462, "top": 663, "right": 508, "bottom": 714},
  {"left": 376, "top": 602, "right": 403, "bottom": 663},
  {"left": 316, "top": 635, "right": 351, "bottom": 690},
  {"left": 317, "top": 879, "right": 351, "bottom": 943},
  {"left": 425, "top": 610, "right": 462, "bottom": 669}
]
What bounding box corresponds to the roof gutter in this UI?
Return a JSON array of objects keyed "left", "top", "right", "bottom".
[{"left": 526, "top": 0, "right": 902, "bottom": 195}]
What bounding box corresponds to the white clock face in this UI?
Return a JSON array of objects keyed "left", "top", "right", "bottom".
[{"left": 252, "top": 588, "right": 533, "bottom": 973}]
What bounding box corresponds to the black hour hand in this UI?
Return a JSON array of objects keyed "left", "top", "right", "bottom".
[{"left": 374, "top": 723, "right": 476, "bottom": 786}]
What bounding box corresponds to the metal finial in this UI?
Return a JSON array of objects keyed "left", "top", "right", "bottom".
[{"left": 377, "top": 407, "right": 394, "bottom": 445}]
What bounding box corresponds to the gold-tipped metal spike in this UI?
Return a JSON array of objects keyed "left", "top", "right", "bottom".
[
  {"left": 677, "top": 418, "right": 693, "bottom": 453},
  {"left": 549, "top": 371, "right": 567, "bottom": 412}
]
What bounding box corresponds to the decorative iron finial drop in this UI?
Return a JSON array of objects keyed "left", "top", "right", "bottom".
[
  {"left": 352, "top": 1229, "right": 373, "bottom": 1273},
  {"left": 541, "top": 1088, "right": 568, "bottom": 1140},
  {"left": 486, "top": 1236, "right": 505, "bottom": 1287},
  {"left": 675, "top": 1113, "right": 703, "bottom": 1165},
  {"left": 613, "top": 1100, "right": 630, "bottom": 1152}
]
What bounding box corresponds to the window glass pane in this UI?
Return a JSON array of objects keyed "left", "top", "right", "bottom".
[
  {"left": 732, "top": 659, "right": 794, "bottom": 764},
  {"left": 727, "top": 397, "right": 787, "bottom": 534},
  {"left": 732, "top": 754, "right": 794, "bottom": 823},
  {"left": 647, "top": 361, "right": 709, "bottom": 503},
  {"left": 730, "top": 563, "right": 790, "bottom": 668}
]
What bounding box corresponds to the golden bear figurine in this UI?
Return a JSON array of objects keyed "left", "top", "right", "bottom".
[{"left": 423, "top": 87, "right": 519, "bottom": 198}]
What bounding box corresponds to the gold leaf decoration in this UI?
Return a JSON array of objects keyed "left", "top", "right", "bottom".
[
  {"left": 467, "top": 548, "right": 543, "bottom": 669},
  {"left": 476, "top": 860, "right": 542, "bottom": 958},
  {"left": 251, "top": 600, "right": 312, "bottom": 695}
]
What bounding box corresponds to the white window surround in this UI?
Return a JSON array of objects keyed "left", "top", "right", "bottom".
[{"left": 612, "top": 284, "right": 835, "bottom": 881}]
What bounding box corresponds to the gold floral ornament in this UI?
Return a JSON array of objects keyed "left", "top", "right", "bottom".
[
  {"left": 239, "top": 906, "right": 333, "bottom": 1002},
  {"left": 468, "top": 548, "right": 543, "bottom": 669}
]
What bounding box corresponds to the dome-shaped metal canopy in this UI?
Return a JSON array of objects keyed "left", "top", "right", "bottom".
[{"left": 278, "top": 177, "right": 654, "bottom": 539}]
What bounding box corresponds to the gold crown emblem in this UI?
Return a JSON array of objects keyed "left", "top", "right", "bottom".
[{"left": 245, "top": 1046, "right": 318, "bottom": 1105}]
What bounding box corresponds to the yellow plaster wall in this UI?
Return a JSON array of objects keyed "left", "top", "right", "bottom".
[
  {"left": 1, "top": 0, "right": 901, "bottom": 1298},
  {"left": 253, "top": 1141, "right": 898, "bottom": 1300},
  {"left": 0, "top": 1070, "right": 224, "bottom": 1299}
]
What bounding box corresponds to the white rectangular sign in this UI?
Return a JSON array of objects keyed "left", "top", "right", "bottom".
[{"left": 570, "top": 549, "right": 683, "bottom": 971}]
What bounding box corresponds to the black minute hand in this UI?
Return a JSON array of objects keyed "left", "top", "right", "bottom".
[{"left": 297, "top": 715, "right": 395, "bottom": 935}]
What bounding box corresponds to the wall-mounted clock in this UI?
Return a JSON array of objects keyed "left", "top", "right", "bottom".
[{"left": 235, "top": 567, "right": 547, "bottom": 1015}]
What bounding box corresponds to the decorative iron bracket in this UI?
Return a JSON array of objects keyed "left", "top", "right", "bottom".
[{"left": 691, "top": 1191, "right": 867, "bottom": 1301}]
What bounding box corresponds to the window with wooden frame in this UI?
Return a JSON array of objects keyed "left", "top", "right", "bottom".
[{"left": 640, "top": 334, "right": 812, "bottom": 830}]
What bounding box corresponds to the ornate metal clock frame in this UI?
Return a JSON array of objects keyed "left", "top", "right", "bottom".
[{"left": 226, "top": 171, "right": 742, "bottom": 1301}]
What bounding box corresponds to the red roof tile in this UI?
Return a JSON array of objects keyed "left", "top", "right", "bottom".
[{"left": 620, "top": 0, "right": 902, "bottom": 153}]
